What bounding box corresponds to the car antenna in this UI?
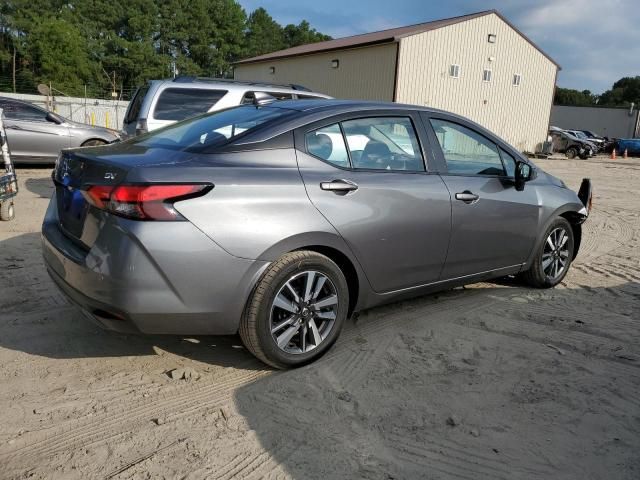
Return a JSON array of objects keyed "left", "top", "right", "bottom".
[{"left": 253, "top": 92, "right": 277, "bottom": 106}]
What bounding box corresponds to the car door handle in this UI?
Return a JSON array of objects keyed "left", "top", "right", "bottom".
[
  {"left": 455, "top": 191, "right": 479, "bottom": 203},
  {"left": 320, "top": 179, "right": 358, "bottom": 193}
]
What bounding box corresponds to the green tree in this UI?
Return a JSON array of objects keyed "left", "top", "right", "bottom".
[
  {"left": 553, "top": 87, "right": 595, "bottom": 106},
  {"left": 283, "top": 20, "right": 331, "bottom": 48},
  {"left": 599, "top": 76, "right": 640, "bottom": 107},
  {"left": 244, "top": 7, "right": 285, "bottom": 58}
]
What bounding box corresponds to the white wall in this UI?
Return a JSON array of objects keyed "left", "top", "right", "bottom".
[
  {"left": 0, "top": 92, "right": 129, "bottom": 130},
  {"left": 395, "top": 13, "right": 558, "bottom": 153}
]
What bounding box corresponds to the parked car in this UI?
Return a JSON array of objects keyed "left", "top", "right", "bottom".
[
  {"left": 549, "top": 129, "right": 595, "bottom": 159},
  {"left": 0, "top": 97, "right": 120, "bottom": 164},
  {"left": 43, "top": 99, "right": 592, "bottom": 368},
  {"left": 121, "top": 77, "right": 331, "bottom": 138},
  {"left": 565, "top": 130, "right": 601, "bottom": 153}
]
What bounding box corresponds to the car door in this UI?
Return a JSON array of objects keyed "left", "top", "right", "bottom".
[
  {"left": 423, "top": 114, "right": 539, "bottom": 280},
  {"left": 0, "top": 100, "right": 70, "bottom": 161},
  {"left": 296, "top": 112, "right": 452, "bottom": 293}
]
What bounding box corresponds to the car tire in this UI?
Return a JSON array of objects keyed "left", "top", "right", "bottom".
[
  {"left": 0, "top": 201, "right": 15, "bottom": 221},
  {"left": 579, "top": 152, "right": 589, "bottom": 160},
  {"left": 522, "top": 217, "right": 574, "bottom": 288},
  {"left": 239, "top": 251, "right": 349, "bottom": 369},
  {"left": 566, "top": 148, "right": 578, "bottom": 159},
  {"left": 81, "top": 139, "right": 108, "bottom": 147}
]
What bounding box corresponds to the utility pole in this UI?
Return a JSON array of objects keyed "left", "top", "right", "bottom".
[{"left": 12, "top": 47, "right": 16, "bottom": 93}]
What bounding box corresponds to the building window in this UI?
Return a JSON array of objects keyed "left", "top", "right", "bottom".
[
  {"left": 488, "top": 34, "right": 497, "bottom": 43},
  {"left": 513, "top": 73, "right": 522, "bottom": 86},
  {"left": 449, "top": 64, "right": 460, "bottom": 78},
  {"left": 269, "top": 66, "right": 275, "bottom": 74},
  {"left": 330, "top": 59, "right": 339, "bottom": 68},
  {"left": 482, "top": 68, "right": 492, "bottom": 82}
]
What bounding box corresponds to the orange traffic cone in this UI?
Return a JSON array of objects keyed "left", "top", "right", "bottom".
[
  {"left": 624, "top": 148, "right": 628, "bottom": 159},
  {"left": 611, "top": 149, "right": 616, "bottom": 160}
]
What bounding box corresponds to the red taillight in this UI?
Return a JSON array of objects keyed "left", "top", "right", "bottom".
[{"left": 83, "top": 184, "right": 212, "bottom": 220}]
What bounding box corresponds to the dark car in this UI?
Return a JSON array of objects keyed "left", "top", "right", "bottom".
[
  {"left": 550, "top": 129, "right": 595, "bottom": 159},
  {"left": 42, "top": 100, "right": 592, "bottom": 368}
]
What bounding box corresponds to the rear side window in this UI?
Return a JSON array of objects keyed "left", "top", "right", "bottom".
[
  {"left": 297, "top": 94, "right": 324, "bottom": 100},
  {"left": 430, "top": 119, "right": 505, "bottom": 176},
  {"left": 305, "top": 123, "right": 350, "bottom": 168},
  {"left": 153, "top": 88, "right": 227, "bottom": 121},
  {"left": 125, "top": 84, "right": 149, "bottom": 124},
  {"left": 132, "top": 105, "right": 293, "bottom": 151}
]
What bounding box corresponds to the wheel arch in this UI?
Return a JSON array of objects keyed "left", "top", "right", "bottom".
[
  {"left": 81, "top": 137, "right": 109, "bottom": 147},
  {"left": 525, "top": 204, "right": 585, "bottom": 268},
  {"left": 256, "top": 232, "right": 369, "bottom": 316},
  {"left": 293, "top": 244, "right": 360, "bottom": 316}
]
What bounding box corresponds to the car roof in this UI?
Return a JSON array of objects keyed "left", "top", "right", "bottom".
[{"left": 149, "top": 77, "right": 329, "bottom": 96}]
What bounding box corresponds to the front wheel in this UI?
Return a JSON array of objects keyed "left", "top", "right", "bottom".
[
  {"left": 566, "top": 147, "right": 578, "bottom": 159},
  {"left": 0, "top": 201, "right": 15, "bottom": 221},
  {"left": 522, "top": 218, "right": 574, "bottom": 288},
  {"left": 239, "top": 251, "right": 349, "bottom": 369}
]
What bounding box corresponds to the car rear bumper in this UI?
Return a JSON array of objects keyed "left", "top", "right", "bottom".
[{"left": 42, "top": 198, "right": 269, "bottom": 335}]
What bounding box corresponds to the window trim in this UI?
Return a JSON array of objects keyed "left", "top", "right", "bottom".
[
  {"left": 449, "top": 64, "right": 460, "bottom": 79},
  {"left": 512, "top": 73, "right": 522, "bottom": 87},
  {"left": 482, "top": 68, "right": 492, "bottom": 83},
  {"left": 301, "top": 113, "right": 429, "bottom": 174}
]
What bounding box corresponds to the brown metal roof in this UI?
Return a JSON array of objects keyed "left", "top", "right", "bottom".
[{"left": 234, "top": 9, "right": 560, "bottom": 69}]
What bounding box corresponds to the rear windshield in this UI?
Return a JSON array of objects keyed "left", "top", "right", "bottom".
[
  {"left": 124, "top": 84, "right": 149, "bottom": 124},
  {"left": 153, "top": 88, "right": 227, "bottom": 121},
  {"left": 129, "top": 105, "right": 293, "bottom": 151}
]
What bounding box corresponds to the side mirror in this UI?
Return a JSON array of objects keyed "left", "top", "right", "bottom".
[
  {"left": 46, "top": 112, "right": 63, "bottom": 124},
  {"left": 515, "top": 161, "right": 533, "bottom": 191}
]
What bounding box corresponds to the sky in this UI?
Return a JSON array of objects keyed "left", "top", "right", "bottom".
[{"left": 237, "top": 0, "right": 640, "bottom": 94}]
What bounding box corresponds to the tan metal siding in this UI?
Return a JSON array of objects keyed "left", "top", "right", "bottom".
[
  {"left": 396, "top": 13, "right": 557, "bottom": 153},
  {"left": 233, "top": 44, "right": 397, "bottom": 101}
]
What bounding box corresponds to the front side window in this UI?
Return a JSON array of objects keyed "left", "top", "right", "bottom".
[
  {"left": 341, "top": 117, "right": 424, "bottom": 171},
  {"left": 500, "top": 148, "right": 517, "bottom": 177},
  {"left": 132, "top": 105, "right": 294, "bottom": 151},
  {"left": 1, "top": 101, "right": 48, "bottom": 122},
  {"left": 153, "top": 88, "right": 228, "bottom": 121},
  {"left": 430, "top": 119, "right": 505, "bottom": 176},
  {"left": 305, "top": 123, "right": 350, "bottom": 168}
]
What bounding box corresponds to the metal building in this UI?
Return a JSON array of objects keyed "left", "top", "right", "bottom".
[{"left": 234, "top": 10, "right": 559, "bottom": 153}]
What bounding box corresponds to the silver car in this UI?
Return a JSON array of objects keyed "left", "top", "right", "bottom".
[
  {"left": 42, "top": 99, "right": 592, "bottom": 368},
  {"left": 122, "top": 77, "right": 331, "bottom": 137},
  {"left": 0, "top": 97, "right": 120, "bottom": 164}
]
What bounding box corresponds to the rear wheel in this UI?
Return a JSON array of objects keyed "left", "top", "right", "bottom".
[
  {"left": 81, "top": 139, "right": 107, "bottom": 147},
  {"left": 0, "top": 201, "right": 15, "bottom": 221},
  {"left": 522, "top": 217, "right": 574, "bottom": 288},
  {"left": 239, "top": 251, "right": 349, "bottom": 369},
  {"left": 566, "top": 147, "right": 578, "bottom": 159}
]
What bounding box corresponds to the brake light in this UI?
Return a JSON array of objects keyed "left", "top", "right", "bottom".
[{"left": 83, "top": 184, "right": 212, "bottom": 220}]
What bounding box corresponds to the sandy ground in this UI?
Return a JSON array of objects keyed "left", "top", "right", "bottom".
[{"left": 0, "top": 157, "right": 639, "bottom": 480}]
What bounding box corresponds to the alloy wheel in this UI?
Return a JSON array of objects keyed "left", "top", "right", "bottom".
[
  {"left": 269, "top": 270, "right": 339, "bottom": 354},
  {"left": 542, "top": 227, "right": 570, "bottom": 280}
]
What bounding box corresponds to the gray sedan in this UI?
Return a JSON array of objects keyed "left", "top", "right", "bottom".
[
  {"left": 42, "top": 99, "right": 592, "bottom": 368},
  {"left": 0, "top": 97, "right": 119, "bottom": 164}
]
